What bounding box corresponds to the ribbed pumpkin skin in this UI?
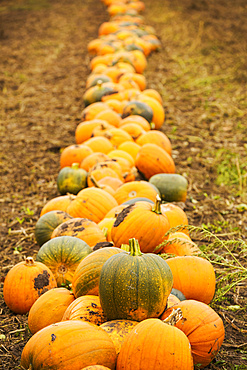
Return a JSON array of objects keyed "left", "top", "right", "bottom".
[
  {"left": 28, "top": 287, "right": 75, "bottom": 334},
  {"left": 35, "top": 210, "right": 73, "bottom": 246},
  {"left": 100, "top": 320, "right": 138, "bottom": 356},
  {"left": 3, "top": 258, "right": 57, "bottom": 314},
  {"left": 36, "top": 236, "right": 92, "bottom": 287},
  {"left": 135, "top": 143, "right": 176, "bottom": 180},
  {"left": 51, "top": 218, "right": 107, "bottom": 248},
  {"left": 160, "top": 300, "right": 225, "bottom": 368},
  {"left": 165, "top": 256, "right": 216, "bottom": 304},
  {"left": 66, "top": 187, "right": 118, "bottom": 223},
  {"left": 116, "top": 318, "right": 193, "bottom": 370},
  {"left": 21, "top": 321, "right": 117, "bottom": 370},
  {"left": 62, "top": 295, "right": 106, "bottom": 326},
  {"left": 40, "top": 194, "right": 76, "bottom": 217},
  {"left": 99, "top": 243, "right": 173, "bottom": 321},
  {"left": 72, "top": 247, "right": 125, "bottom": 298},
  {"left": 159, "top": 232, "right": 200, "bottom": 256},
  {"left": 57, "top": 165, "right": 88, "bottom": 195},
  {"left": 111, "top": 202, "right": 170, "bottom": 253}
]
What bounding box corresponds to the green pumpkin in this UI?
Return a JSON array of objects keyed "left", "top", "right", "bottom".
[
  {"left": 149, "top": 173, "right": 188, "bottom": 202},
  {"left": 83, "top": 82, "right": 117, "bottom": 107},
  {"left": 35, "top": 210, "right": 73, "bottom": 246},
  {"left": 72, "top": 247, "right": 125, "bottom": 298},
  {"left": 57, "top": 163, "right": 88, "bottom": 195},
  {"left": 36, "top": 236, "right": 92, "bottom": 287},
  {"left": 121, "top": 100, "right": 153, "bottom": 123},
  {"left": 99, "top": 238, "right": 173, "bottom": 321}
]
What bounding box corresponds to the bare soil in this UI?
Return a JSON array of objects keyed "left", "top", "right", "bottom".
[{"left": 0, "top": 0, "right": 247, "bottom": 369}]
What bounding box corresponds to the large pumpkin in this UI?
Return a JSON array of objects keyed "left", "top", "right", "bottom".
[
  {"left": 165, "top": 256, "right": 216, "bottom": 304},
  {"left": 160, "top": 300, "right": 225, "bottom": 368},
  {"left": 3, "top": 257, "right": 57, "bottom": 314},
  {"left": 36, "top": 236, "right": 92, "bottom": 287},
  {"left": 116, "top": 316, "right": 193, "bottom": 369},
  {"left": 72, "top": 247, "right": 125, "bottom": 297},
  {"left": 111, "top": 197, "right": 170, "bottom": 253},
  {"left": 28, "top": 287, "right": 75, "bottom": 334},
  {"left": 99, "top": 238, "right": 173, "bottom": 321},
  {"left": 21, "top": 321, "right": 117, "bottom": 370}
]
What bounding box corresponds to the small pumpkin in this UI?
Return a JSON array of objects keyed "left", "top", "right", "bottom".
[
  {"left": 135, "top": 143, "right": 176, "bottom": 180},
  {"left": 160, "top": 300, "right": 225, "bottom": 368},
  {"left": 60, "top": 144, "right": 93, "bottom": 168},
  {"left": 113, "top": 180, "right": 159, "bottom": 204},
  {"left": 3, "top": 257, "right": 57, "bottom": 314},
  {"left": 159, "top": 232, "right": 200, "bottom": 256},
  {"left": 36, "top": 236, "right": 92, "bottom": 287},
  {"left": 28, "top": 287, "right": 75, "bottom": 334},
  {"left": 62, "top": 295, "right": 106, "bottom": 326},
  {"left": 99, "top": 238, "right": 173, "bottom": 321},
  {"left": 121, "top": 100, "right": 153, "bottom": 124},
  {"left": 160, "top": 203, "right": 189, "bottom": 234},
  {"left": 35, "top": 210, "right": 73, "bottom": 246},
  {"left": 136, "top": 130, "right": 172, "bottom": 155},
  {"left": 80, "top": 152, "right": 110, "bottom": 172},
  {"left": 21, "top": 321, "right": 117, "bottom": 370},
  {"left": 40, "top": 194, "right": 76, "bottom": 217},
  {"left": 165, "top": 256, "right": 216, "bottom": 304},
  {"left": 51, "top": 218, "right": 107, "bottom": 248},
  {"left": 149, "top": 173, "right": 188, "bottom": 202},
  {"left": 57, "top": 163, "right": 88, "bottom": 195},
  {"left": 72, "top": 247, "right": 125, "bottom": 297},
  {"left": 75, "top": 119, "right": 111, "bottom": 144}
]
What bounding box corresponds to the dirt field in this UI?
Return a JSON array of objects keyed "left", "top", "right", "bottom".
[{"left": 0, "top": 0, "right": 247, "bottom": 368}]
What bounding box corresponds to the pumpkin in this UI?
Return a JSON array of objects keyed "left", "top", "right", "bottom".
[
  {"left": 3, "top": 257, "right": 57, "bottom": 314},
  {"left": 81, "top": 366, "right": 111, "bottom": 370},
  {"left": 118, "top": 141, "right": 141, "bottom": 160},
  {"left": 119, "top": 123, "right": 145, "bottom": 141},
  {"left": 72, "top": 247, "right": 125, "bottom": 297},
  {"left": 62, "top": 295, "right": 106, "bottom": 326},
  {"left": 159, "top": 232, "right": 200, "bottom": 256},
  {"left": 100, "top": 319, "right": 138, "bottom": 356},
  {"left": 121, "top": 100, "right": 153, "bottom": 123},
  {"left": 36, "top": 236, "right": 92, "bottom": 287},
  {"left": 80, "top": 152, "right": 110, "bottom": 172},
  {"left": 137, "top": 94, "right": 165, "bottom": 129},
  {"left": 107, "top": 149, "right": 135, "bottom": 167},
  {"left": 136, "top": 130, "right": 172, "bottom": 155},
  {"left": 21, "top": 321, "right": 117, "bottom": 370},
  {"left": 135, "top": 143, "right": 176, "bottom": 180},
  {"left": 75, "top": 119, "right": 112, "bottom": 144},
  {"left": 40, "top": 194, "right": 76, "bottom": 217},
  {"left": 57, "top": 163, "right": 88, "bottom": 195},
  {"left": 113, "top": 180, "right": 159, "bottom": 204},
  {"left": 149, "top": 173, "right": 188, "bottom": 202},
  {"left": 99, "top": 238, "right": 173, "bottom": 321},
  {"left": 119, "top": 115, "right": 151, "bottom": 131},
  {"left": 166, "top": 293, "right": 181, "bottom": 308},
  {"left": 160, "top": 300, "right": 225, "bottom": 368},
  {"left": 84, "top": 136, "right": 114, "bottom": 154},
  {"left": 51, "top": 218, "right": 107, "bottom": 248},
  {"left": 35, "top": 210, "right": 73, "bottom": 246},
  {"left": 87, "top": 166, "right": 122, "bottom": 188},
  {"left": 98, "top": 176, "right": 124, "bottom": 191},
  {"left": 118, "top": 72, "right": 146, "bottom": 91},
  {"left": 60, "top": 144, "right": 93, "bottom": 168},
  {"left": 94, "top": 109, "right": 122, "bottom": 128},
  {"left": 165, "top": 256, "right": 216, "bottom": 304},
  {"left": 83, "top": 82, "right": 119, "bottom": 107},
  {"left": 98, "top": 217, "right": 115, "bottom": 242},
  {"left": 28, "top": 287, "right": 75, "bottom": 334},
  {"left": 81, "top": 102, "right": 109, "bottom": 121},
  {"left": 111, "top": 197, "right": 170, "bottom": 253},
  {"left": 160, "top": 203, "right": 189, "bottom": 234},
  {"left": 66, "top": 187, "right": 118, "bottom": 223},
  {"left": 116, "top": 315, "right": 193, "bottom": 369},
  {"left": 103, "top": 128, "right": 134, "bottom": 148}
]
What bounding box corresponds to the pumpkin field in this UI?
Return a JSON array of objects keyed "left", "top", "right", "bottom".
[{"left": 0, "top": 0, "right": 247, "bottom": 369}]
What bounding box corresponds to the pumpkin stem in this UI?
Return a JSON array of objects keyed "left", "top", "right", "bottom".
[
  {"left": 102, "top": 227, "right": 108, "bottom": 239},
  {"left": 121, "top": 243, "right": 130, "bottom": 252},
  {"left": 25, "top": 256, "right": 35, "bottom": 266},
  {"left": 163, "top": 308, "right": 183, "bottom": 326},
  {"left": 71, "top": 162, "right": 80, "bottom": 170},
  {"left": 129, "top": 238, "right": 142, "bottom": 256},
  {"left": 90, "top": 174, "right": 101, "bottom": 189},
  {"left": 152, "top": 194, "right": 162, "bottom": 214}
]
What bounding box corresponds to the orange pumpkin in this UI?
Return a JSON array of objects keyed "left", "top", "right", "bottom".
[
  {"left": 136, "top": 130, "right": 172, "bottom": 155},
  {"left": 113, "top": 180, "right": 159, "bottom": 204},
  {"left": 81, "top": 102, "right": 109, "bottom": 122},
  {"left": 159, "top": 232, "right": 200, "bottom": 256},
  {"left": 160, "top": 203, "right": 189, "bottom": 234},
  {"left": 118, "top": 141, "right": 141, "bottom": 160},
  {"left": 60, "top": 144, "right": 93, "bottom": 168},
  {"left": 80, "top": 152, "right": 110, "bottom": 172},
  {"left": 161, "top": 300, "right": 225, "bottom": 368},
  {"left": 3, "top": 257, "right": 57, "bottom": 314},
  {"left": 40, "top": 194, "right": 76, "bottom": 217},
  {"left": 84, "top": 136, "right": 114, "bottom": 154},
  {"left": 75, "top": 119, "right": 112, "bottom": 144}
]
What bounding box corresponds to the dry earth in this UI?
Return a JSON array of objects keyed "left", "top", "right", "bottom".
[{"left": 0, "top": 0, "right": 247, "bottom": 369}]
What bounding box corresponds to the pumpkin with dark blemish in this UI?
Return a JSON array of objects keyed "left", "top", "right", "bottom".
[
  {"left": 111, "top": 196, "right": 170, "bottom": 253},
  {"left": 62, "top": 295, "right": 106, "bottom": 326},
  {"left": 51, "top": 218, "right": 107, "bottom": 248},
  {"left": 36, "top": 236, "right": 92, "bottom": 287},
  {"left": 3, "top": 257, "right": 57, "bottom": 314},
  {"left": 160, "top": 300, "right": 225, "bottom": 368},
  {"left": 35, "top": 210, "right": 73, "bottom": 247},
  {"left": 20, "top": 320, "right": 117, "bottom": 370},
  {"left": 99, "top": 238, "right": 173, "bottom": 322},
  {"left": 100, "top": 319, "right": 138, "bottom": 356},
  {"left": 72, "top": 247, "right": 125, "bottom": 298}
]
